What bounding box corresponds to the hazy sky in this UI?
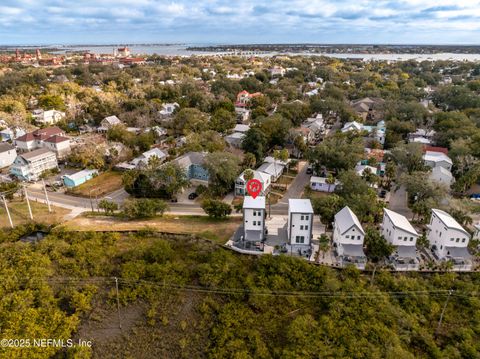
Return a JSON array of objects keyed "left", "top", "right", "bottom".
[{"left": 0, "top": 0, "right": 479, "bottom": 45}]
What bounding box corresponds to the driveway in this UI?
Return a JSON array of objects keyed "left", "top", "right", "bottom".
[
  {"left": 278, "top": 161, "right": 309, "bottom": 204},
  {"left": 388, "top": 184, "right": 413, "bottom": 219}
]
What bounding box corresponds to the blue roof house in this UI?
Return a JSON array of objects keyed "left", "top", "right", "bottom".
[{"left": 63, "top": 169, "right": 99, "bottom": 188}]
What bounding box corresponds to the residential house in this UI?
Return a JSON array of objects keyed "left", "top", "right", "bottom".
[
  {"left": 0, "top": 143, "right": 17, "bottom": 168},
  {"left": 33, "top": 109, "right": 66, "bottom": 125},
  {"left": 10, "top": 148, "right": 58, "bottom": 181},
  {"left": 235, "top": 170, "right": 272, "bottom": 196},
  {"left": 332, "top": 206, "right": 367, "bottom": 269},
  {"left": 257, "top": 161, "right": 285, "bottom": 182},
  {"left": 98, "top": 115, "right": 122, "bottom": 132},
  {"left": 243, "top": 196, "right": 266, "bottom": 242},
  {"left": 62, "top": 169, "right": 98, "bottom": 188},
  {"left": 159, "top": 102, "right": 179, "bottom": 118},
  {"left": 42, "top": 135, "right": 71, "bottom": 158},
  {"left": 233, "top": 124, "right": 250, "bottom": 133},
  {"left": 429, "top": 166, "right": 454, "bottom": 187},
  {"left": 408, "top": 129, "right": 436, "bottom": 145},
  {"left": 172, "top": 151, "right": 209, "bottom": 183},
  {"left": 427, "top": 209, "right": 472, "bottom": 270},
  {"left": 14, "top": 126, "right": 67, "bottom": 153},
  {"left": 225, "top": 132, "right": 245, "bottom": 148},
  {"left": 381, "top": 208, "right": 419, "bottom": 270},
  {"left": 301, "top": 114, "right": 325, "bottom": 141},
  {"left": 0, "top": 127, "right": 26, "bottom": 142},
  {"left": 341, "top": 121, "right": 364, "bottom": 133},
  {"left": 287, "top": 199, "right": 314, "bottom": 254},
  {"left": 310, "top": 176, "right": 339, "bottom": 192},
  {"left": 350, "top": 97, "right": 385, "bottom": 121},
  {"left": 423, "top": 151, "right": 453, "bottom": 171},
  {"left": 269, "top": 66, "right": 286, "bottom": 77}
]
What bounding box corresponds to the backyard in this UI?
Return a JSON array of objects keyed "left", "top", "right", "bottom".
[{"left": 67, "top": 171, "right": 124, "bottom": 197}]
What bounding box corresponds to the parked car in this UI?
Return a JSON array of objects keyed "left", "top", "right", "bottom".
[
  {"left": 170, "top": 197, "right": 178, "bottom": 203},
  {"left": 306, "top": 165, "right": 313, "bottom": 175},
  {"left": 188, "top": 192, "right": 198, "bottom": 200},
  {"left": 379, "top": 189, "right": 387, "bottom": 198}
]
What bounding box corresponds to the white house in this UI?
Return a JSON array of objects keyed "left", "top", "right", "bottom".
[
  {"left": 310, "top": 176, "right": 339, "bottom": 193},
  {"left": 14, "top": 126, "right": 68, "bottom": 154},
  {"left": 341, "top": 121, "right": 363, "bottom": 133},
  {"left": 243, "top": 196, "right": 266, "bottom": 242},
  {"left": 159, "top": 102, "right": 179, "bottom": 118},
  {"left": 269, "top": 66, "right": 286, "bottom": 77},
  {"left": 98, "top": 115, "right": 122, "bottom": 132},
  {"left": 0, "top": 143, "right": 17, "bottom": 168},
  {"left": 429, "top": 166, "right": 454, "bottom": 187},
  {"left": 33, "top": 109, "right": 66, "bottom": 125},
  {"left": 427, "top": 209, "right": 471, "bottom": 268},
  {"left": 423, "top": 151, "right": 453, "bottom": 171},
  {"left": 332, "top": 206, "right": 366, "bottom": 269},
  {"left": 0, "top": 127, "right": 26, "bottom": 142},
  {"left": 287, "top": 199, "right": 314, "bottom": 252},
  {"left": 257, "top": 161, "right": 285, "bottom": 182},
  {"left": 235, "top": 170, "right": 271, "bottom": 196},
  {"left": 225, "top": 132, "right": 245, "bottom": 148},
  {"left": 130, "top": 148, "right": 167, "bottom": 168},
  {"left": 382, "top": 208, "right": 419, "bottom": 270},
  {"left": 233, "top": 124, "right": 250, "bottom": 133},
  {"left": 42, "top": 135, "right": 71, "bottom": 158},
  {"left": 10, "top": 148, "right": 58, "bottom": 181}
]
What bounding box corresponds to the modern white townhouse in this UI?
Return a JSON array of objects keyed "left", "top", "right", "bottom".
[
  {"left": 427, "top": 209, "right": 471, "bottom": 270},
  {"left": 242, "top": 196, "right": 266, "bottom": 242},
  {"left": 287, "top": 199, "right": 314, "bottom": 253},
  {"left": 332, "top": 206, "right": 366, "bottom": 269},
  {"left": 10, "top": 148, "right": 58, "bottom": 181},
  {"left": 381, "top": 208, "right": 419, "bottom": 270}
]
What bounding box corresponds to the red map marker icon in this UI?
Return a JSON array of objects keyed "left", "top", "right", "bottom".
[{"left": 246, "top": 179, "right": 262, "bottom": 199}]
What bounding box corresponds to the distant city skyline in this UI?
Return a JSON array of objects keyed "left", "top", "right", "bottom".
[{"left": 0, "top": 1, "right": 479, "bottom": 45}]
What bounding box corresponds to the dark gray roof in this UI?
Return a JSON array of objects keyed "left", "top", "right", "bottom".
[
  {"left": 396, "top": 245, "right": 417, "bottom": 259},
  {"left": 445, "top": 246, "right": 471, "bottom": 259},
  {"left": 342, "top": 244, "right": 365, "bottom": 257},
  {"left": 0, "top": 143, "right": 14, "bottom": 152}
]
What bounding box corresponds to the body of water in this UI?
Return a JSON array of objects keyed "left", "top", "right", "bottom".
[{"left": 48, "top": 44, "right": 480, "bottom": 61}]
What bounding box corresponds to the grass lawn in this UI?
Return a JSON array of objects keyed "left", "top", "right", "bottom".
[
  {"left": 62, "top": 215, "right": 242, "bottom": 244},
  {"left": 67, "top": 171, "right": 124, "bottom": 197},
  {"left": 0, "top": 199, "right": 70, "bottom": 228}
]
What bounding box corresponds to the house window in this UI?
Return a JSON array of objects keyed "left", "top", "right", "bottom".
[
  {"left": 456, "top": 238, "right": 459, "bottom": 243},
  {"left": 398, "top": 236, "right": 402, "bottom": 240},
  {"left": 295, "top": 236, "right": 305, "bottom": 243},
  {"left": 346, "top": 235, "right": 349, "bottom": 239},
  {"left": 462, "top": 238, "right": 466, "bottom": 243},
  {"left": 358, "top": 236, "right": 361, "bottom": 240},
  {"left": 305, "top": 215, "right": 309, "bottom": 221},
  {"left": 253, "top": 221, "right": 256, "bottom": 226},
  {"left": 410, "top": 237, "right": 413, "bottom": 241},
  {"left": 305, "top": 225, "right": 309, "bottom": 230},
  {"left": 301, "top": 215, "right": 304, "bottom": 220},
  {"left": 450, "top": 238, "right": 454, "bottom": 241},
  {"left": 300, "top": 225, "right": 304, "bottom": 230}
]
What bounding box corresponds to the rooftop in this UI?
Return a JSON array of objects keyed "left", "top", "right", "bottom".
[
  {"left": 335, "top": 206, "right": 364, "bottom": 235},
  {"left": 21, "top": 148, "right": 55, "bottom": 162},
  {"left": 384, "top": 208, "right": 418, "bottom": 236},
  {"left": 288, "top": 199, "right": 313, "bottom": 213},
  {"left": 431, "top": 209, "right": 468, "bottom": 235},
  {"left": 63, "top": 169, "right": 98, "bottom": 181},
  {"left": 423, "top": 151, "right": 452, "bottom": 165},
  {"left": 0, "top": 143, "right": 15, "bottom": 152},
  {"left": 243, "top": 196, "right": 266, "bottom": 209}
]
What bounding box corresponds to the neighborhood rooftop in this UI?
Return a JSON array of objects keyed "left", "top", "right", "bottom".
[
  {"left": 243, "top": 196, "right": 266, "bottom": 209},
  {"left": 334, "top": 206, "right": 365, "bottom": 235},
  {"left": 431, "top": 209, "right": 468, "bottom": 234},
  {"left": 384, "top": 208, "right": 418, "bottom": 236},
  {"left": 288, "top": 199, "right": 313, "bottom": 213}
]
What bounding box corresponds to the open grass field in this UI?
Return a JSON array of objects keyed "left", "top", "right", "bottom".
[
  {"left": 0, "top": 199, "right": 70, "bottom": 228},
  {"left": 67, "top": 171, "right": 124, "bottom": 197},
  {"left": 62, "top": 215, "right": 242, "bottom": 244}
]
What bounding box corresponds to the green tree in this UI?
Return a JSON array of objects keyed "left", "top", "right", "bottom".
[
  {"left": 122, "top": 198, "right": 168, "bottom": 219},
  {"left": 364, "top": 227, "right": 394, "bottom": 263},
  {"left": 242, "top": 128, "right": 268, "bottom": 162},
  {"left": 98, "top": 199, "right": 118, "bottom": 215},
  {"left": 204, "top": 152, "right": 241, "bottom": 196},
  {"left": 210, "top": 108, "right": 236, "bottom": 133},
  {"left": 201, "top": 199, "right": 232, "bottom": 218}
]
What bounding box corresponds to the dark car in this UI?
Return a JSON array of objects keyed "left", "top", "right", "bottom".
[
  {"left": 170, "top": 197, "right": 178, "bottom": 203},
  {"left": 379, "top": 189, "right": 387, "bottom": 198},
  {"left": 188, "top": 192, "right": 198, "bottom": 200},
  {"left": 306, "top": 166, "right": 313, "bottom": 175}
]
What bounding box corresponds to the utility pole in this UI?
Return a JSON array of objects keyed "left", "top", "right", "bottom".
[
  {"left": 436, "top": 289, "right": 453, "bottom": 336},
  {"left": 114, "top": 277, "right": 122, "bottom": 330},
  {"left": 89, "top": 189, "right": 94, "bottom": 212},
  {"left": 42, "top": 179, "right": 52, "bottom": 213},
  {"left": 2, "top": 195, "right": 13, "bottom": 228},
  {"left": 23, "top": 185, "right": 33, "bottom": 220}
]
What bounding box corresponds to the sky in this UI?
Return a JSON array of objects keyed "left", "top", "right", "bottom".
[{"left": 0, "top": 0, "right": 480, "bottom": 45}]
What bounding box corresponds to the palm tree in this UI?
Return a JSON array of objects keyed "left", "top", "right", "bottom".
[
  {"left": 243, "top": 169, "right": 254, "bottom": 195},
  {"left": 326, "top": 174, "right": 335, "bottom": 193},
  {"left": 318, "top": 234, "right": 331, "bottom": 260}
]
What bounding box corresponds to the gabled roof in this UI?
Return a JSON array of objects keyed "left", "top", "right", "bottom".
[
  {"left": 335, "top": 206, "right": 364, "bottom": 235},
  {"left": 63, "top": 169, "right": 98, "bottom": 181},
  {"left": 423, "top": 151, "right": 453, "bottom": 165},
  {"left": 20, "top": 148, "right": 55, "bottom": 162},
  {"left": 15, "top": 133, "right": 35, "bottom": 142},
  {"left": 383, "top": 208, "right": 418, "bottom": 236},
  {"left": 173, "top": 151, "right": 206, "bottom": 168},
  {"left": 44, "top": 135, "right": 69, "bottom": 144},
  {"left": 431, "top": 209, "right": 469, "bottom": 235},
  {"left": 102, "top": 115, "right": 122, "bottom": 125},
  {"left": 238, "top": 169, "right": 271, "bottom": 184}
]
